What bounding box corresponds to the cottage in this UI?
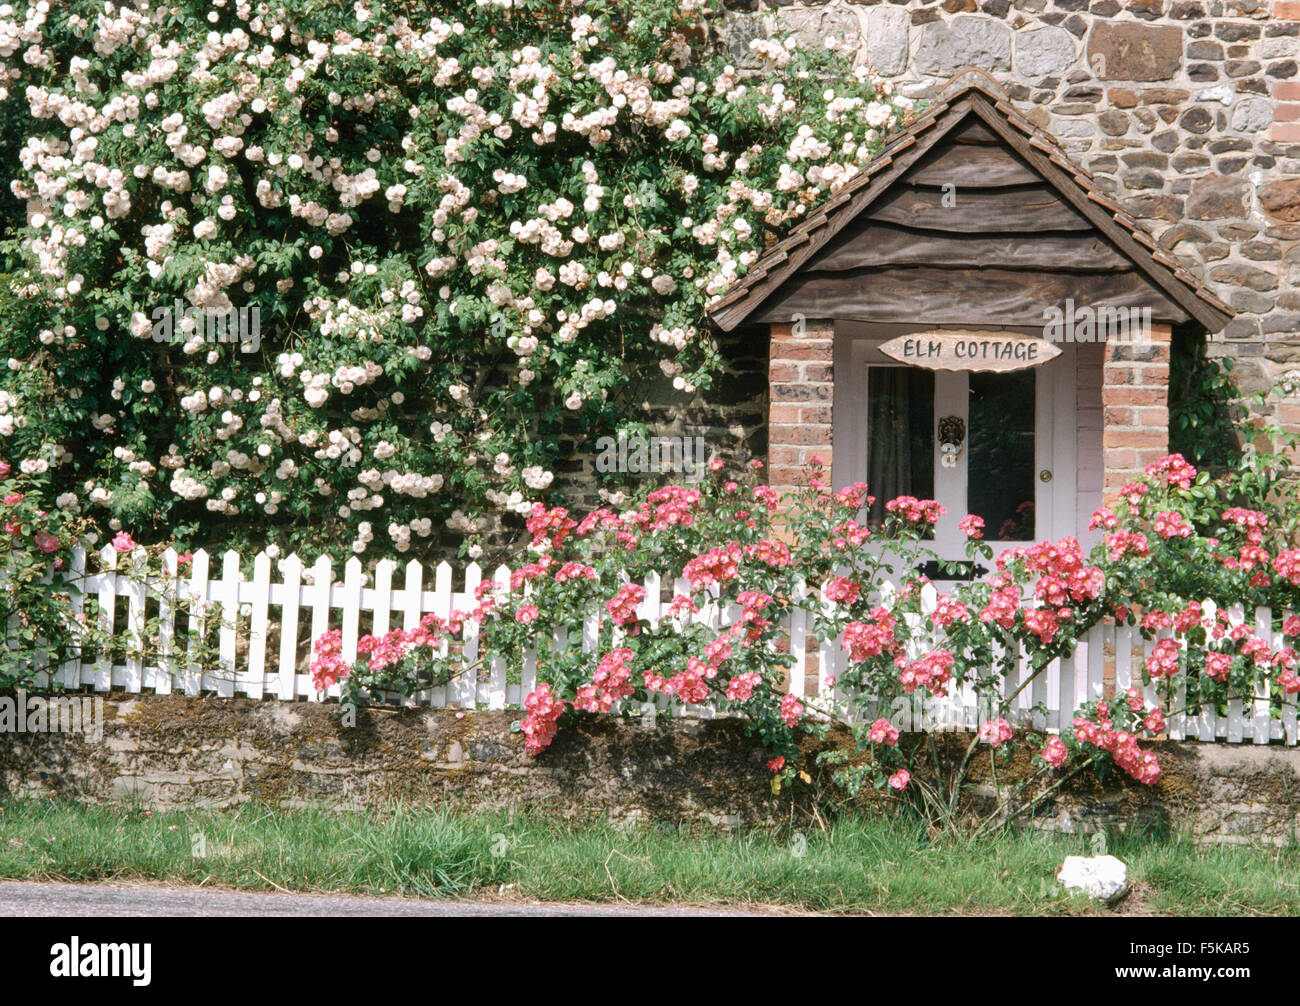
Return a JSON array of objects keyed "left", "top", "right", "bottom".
[{"left": 706, "top": 72, "right": 1234, "bottom": 575}]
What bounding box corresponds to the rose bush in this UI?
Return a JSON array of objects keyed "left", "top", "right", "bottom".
[
  {"left": 0, "top": 463, "right": 222, "bottom": 692},
  {"left": 0, "top": 461, "right": 102, "bottom": 686},
  {"left": 0, "top": 0, "right": 909, "bottom": 562},
  {"left": 312, "top": 418, "right": 1300, "bottom": 831}
]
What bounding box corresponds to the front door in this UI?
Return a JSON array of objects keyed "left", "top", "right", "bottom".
[{"left": 840, "top": 336, "right": 1075, "bottom": 578}]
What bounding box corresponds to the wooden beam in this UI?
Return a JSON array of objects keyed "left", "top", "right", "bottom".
[
  {"left": 815, "top": 223, "right": 1132, "bottom": 272},
  {"left": 949, "top": 120, "right": 1002, "bottom": 145},
  {"left": 865, "top": 184, "right": 1093, "bottom": 233},
  {"left": 749, "top": 266, "right": 1191, "bottom": 327},
  {"left": 903, "top": 144, "right": 1042, "bottom": 188}
]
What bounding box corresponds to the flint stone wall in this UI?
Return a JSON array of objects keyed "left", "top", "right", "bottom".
[{"left": 3, "top": 693, "right": 1299, "bottom": 844}]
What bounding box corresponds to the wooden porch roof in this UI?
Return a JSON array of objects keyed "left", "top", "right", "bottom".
[{"left": 706, "top": 72, "right": 1233, "bottom": 334}]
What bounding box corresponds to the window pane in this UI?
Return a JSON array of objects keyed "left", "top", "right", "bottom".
[
  {"left": 867, "top": 367, "right": 934, "bottom": 526},
  {"left": 967, "top": 370, "right": 1035, "bottom": 541}
]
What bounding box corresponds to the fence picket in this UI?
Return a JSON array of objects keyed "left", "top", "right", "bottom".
[
  {"left": 832, "top": 637, "right": 849, "bottom": 723},
  {"left": 632, "top": 572, "right": 660, "bottom": 720},
  {"left": 122, "top": 547, "right": 147, "bottom": 693},
  {"left": 1254, "top": 606, "right": 1272, "bottom": 745},
  {"left": 61, "top": 546, "right": 87, "bottom": 688},
  {"left": 1196, "top": 672, "right": 1217, "bottom": 743},
  {"left": 371, "top": 559, "right": 396, "bottom": 705},
  {"left": 489, "top": 565, "right": 510, "bottom": 710},
  {"left": 94, "top": 545, "right": 117, "bottom": 692},
  {"left": 246, "top": 551, "right": 271, "bottom": 700},
  {"left": 962, "top": 643, "right": 978, "bottom": 732},
  {"left": 1227, "top": 603, "right": 1245, "bottom": 744},
  {"left": 1087, "top": 627, "right": 1104, "bottom": 705},
  {"left": 1195, "top": 605, "right": 1216, "bottom": 742},
  {"left": 1114, "top": 621, "right": 1132, "bottom": 697},
  {"left": 340, "top": 557, "right": 363, "bottom": 674},
  {"left": 215, "top": 550, "right": 241, "bottom": 698},
  {"left": 186, "top": 549, "right": 210, "bottom": 696},
  {"left": 1141, "top": 630, "right": 1160, "bottom": 728},
  {"left": 1286, "top": 609, "right": 1298, "bottom": 747},
  {"left": 997, "top": 631, "right": 1014, "bottom": 728},
  {"left": 1031, "top": 644, "right": 1048, "bottom": 732},
  {"left": 154, "top": 548, "right": 178, "bottom": 695},
  {"left": 818, "top": 633, "right": 838, "bottom": 721},
  {"left": 28, "top": 562, "right": 53, "bottom": 689},
  {"left": 1056, "top": 650, "right": 1075, "bottom": 733},
  {"left": 788, "top": 577, "right": 808, "bottom": 701},
  {"left": 461, "top": 563, "right": 482, "bottom": 709},
  {"left": 277, "top": 554, "right": 302, "bottom": 701},
  {"left": 401, "top": 560, "right": 428, "bottom": 705},
  {"left": 372, "top": 559, "right": 394, "bottom": 639},
  {"left": 430, "top": 562, "right": 452, "bottom": 708},
  {"left": 1168, "top": 625, "right": 1185, "bottom": 742},
  {"left": 305, "top": 555, "right": 333, "bottom": 701}
]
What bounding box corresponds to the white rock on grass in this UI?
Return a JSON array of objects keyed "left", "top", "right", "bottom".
[{"left": 1057, "top": 855, "right": 1130, "bottom": 904}]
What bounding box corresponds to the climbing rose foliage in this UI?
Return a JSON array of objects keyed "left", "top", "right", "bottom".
[
  {"left": 0, "top": 0, "right": 909, "bottom": 561},
  {"left": 312, "top": 446, "right": 1300, "bottom": 818}
]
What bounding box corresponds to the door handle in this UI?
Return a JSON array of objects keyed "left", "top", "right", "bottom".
[{"left": 938, "top": 416, "right": 965, "bottom": 469}]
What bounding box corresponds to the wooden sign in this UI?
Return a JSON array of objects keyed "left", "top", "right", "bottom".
[{"left": 878, "top": 330, "right": 1060, "bottom": 373}]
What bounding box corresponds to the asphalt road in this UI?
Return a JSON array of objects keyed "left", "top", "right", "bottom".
[{"left": 0, "top": 880, "right": 774, "bottom": 917}]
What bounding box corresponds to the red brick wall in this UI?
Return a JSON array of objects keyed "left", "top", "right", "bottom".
[
  {"left": 1276, "top": 2, "right": 1300, "bottom": 143},
  {"left": 1102, "top": 322, "right": 1173, "bottom": 502},
  {"left": 1268, "top": 3, "right": 1300, "bottom": 143},
  {"left": 767, "top": 319, "right": 834, "bottom": 494}
]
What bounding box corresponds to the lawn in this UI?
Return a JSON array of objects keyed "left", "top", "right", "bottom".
[{"left": 0, "top": 798, "right": 1296, "bottom": 915}]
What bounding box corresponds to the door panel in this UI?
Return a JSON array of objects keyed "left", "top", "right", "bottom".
[{"left": 967, "top": 370, "right": 1036, "bottom": 542}]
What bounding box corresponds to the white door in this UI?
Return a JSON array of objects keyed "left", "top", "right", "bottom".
[{"left": 839, "top": 337, "right": 1077, "bottom": 579}]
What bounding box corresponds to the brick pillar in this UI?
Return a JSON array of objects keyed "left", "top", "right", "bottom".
[
  {"left": 1275, "top": 3, "right": 1300, "bottom": 142},
  {"left": 767, "top": 319, "right": 834, "bottom": 494},
  {"left": 768, "top": 320, "right": 834, "bottom": 700},
  {"left": 1102, "top": 322, "right": 1171, "bottom": 503}
]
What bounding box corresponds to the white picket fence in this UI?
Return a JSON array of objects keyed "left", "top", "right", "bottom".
[{"left": 17, "top": 546, "right": 1299, "bottom": 746}]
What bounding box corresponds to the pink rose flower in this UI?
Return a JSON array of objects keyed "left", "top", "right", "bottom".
[{"left": 1041, "top": 736, "right": 1068, "bottom": 768}]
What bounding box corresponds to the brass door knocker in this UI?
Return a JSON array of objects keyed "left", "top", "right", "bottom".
[{"left": 938, "top": 416, "right": 965, "bottom": 469}]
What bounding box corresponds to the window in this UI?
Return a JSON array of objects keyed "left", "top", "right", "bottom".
[{"left": 866, "top": 367, "right": 934, "bottom": 527}]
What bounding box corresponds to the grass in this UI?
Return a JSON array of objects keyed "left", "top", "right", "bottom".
[{"left": 0, "top": 798, "right": 1297, "bottom": 915}]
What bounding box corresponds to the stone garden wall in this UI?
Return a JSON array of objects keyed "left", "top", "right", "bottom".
[{"left": 3, "top": 693, "right": 1299, "bottom": 844}]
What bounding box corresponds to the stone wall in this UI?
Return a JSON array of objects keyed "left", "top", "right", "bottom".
[
  {"left": 717, "top": 0, "right": 1300, "bottom": 415},
  {"left": 554, "top": 323, "right": 770, "bottom": 514},
  {"left": 3, "top": 693, "right": 1300, "bottom": 844}
]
